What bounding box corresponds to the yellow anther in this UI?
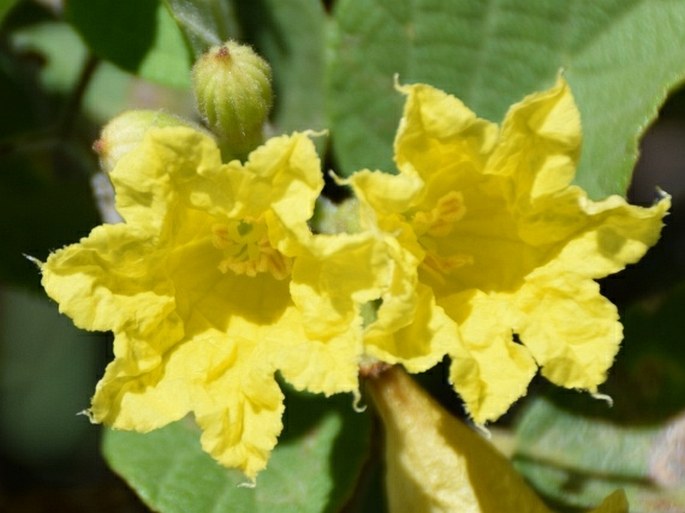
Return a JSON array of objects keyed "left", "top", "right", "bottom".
[
  {"left": 412, "top": 191, "right": 466, "bottom": 237},
  {"left": 212, "top": 220, "right": 292, "bottom": 279}
]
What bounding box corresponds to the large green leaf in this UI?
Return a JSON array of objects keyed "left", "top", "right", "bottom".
[
  {"left": 327, "top": 0, "right": 685, "bottom": 199},
  {"left": 513, "top": 398, "right": 685, "bottom": 512},
  {"left": 65, "top": 0, "right": 192, "bottom": 88},
  {"left": 103, "top": 391, "right": 371, "bottom": 513}
]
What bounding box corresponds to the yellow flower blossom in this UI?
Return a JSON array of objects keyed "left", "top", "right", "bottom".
[
  {"left": 41, "top": 126, "right": 368, "bottom": 480},
  {"left": 350, "top": 77, "right": 670, "bottom": 424}
]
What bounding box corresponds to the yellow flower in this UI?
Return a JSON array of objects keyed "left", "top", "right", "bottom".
[
  {"left": 40, "top": 126, "right": 364, "bottom": 480},
  {"left": 350, "top": 77, "right": 670, "bottom": 424}
]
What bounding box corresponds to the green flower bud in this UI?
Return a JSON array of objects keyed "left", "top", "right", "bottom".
[
  {"left": 94, "top": 110, "right": 198, "bottom": 173},
  {"left": 192, "top": 40, "right": 273, "bottom": 160}
]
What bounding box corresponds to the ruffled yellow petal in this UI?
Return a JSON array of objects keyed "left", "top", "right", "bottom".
[
  {"left": 363, "top": 232, "right": 422, "bottom": 338},
  {"left": 183, "top": 131, "right": 323, "bottom": 226},
  {"left": 291, "top": 204, "right": 456, "bottom": 376},
  {"left": 41, "top": 224, "right": 179, "bottom": 338},
  {"left": 486, "top": 75, "right": 580, "bottom": 200},
  {"left": 349, "top": 168, "right": 423, "bottom": 216},
  {"left": 250, "top": 133, "right": 324, "bottom": 228},
  {"left": 440, "top": 290, "right": 537, "bottom": 423},
  {"left": 347, "top": 171, "right": 463, "bottom": 372},
  {"left": 394, "top": 83, "right": 498, "bottom": 213},
  {"left": 365, "top": 284, "right": 456, "bottom": 373},
  {"left": 99, "top": 303, "right": 289, "bottom": 481},
  {"left": 539, "top": 192, "right": 671, "bottom": 278},
  {"left": 88, "top": 248, "right": 295, "bottom": 477},
  {"left": 111, "top": 127, "right": 222, "bottom": 234},
  {"left": 191, "top": 323, "right": 286, "bottom": 481},
  {"left": 516, "top": 274, "right": 621, "bottom": 390},
  {"left": 89, "top": 331, "right": 189, "bottom": 430},
  {"left": 175, "top": 276, "right": 293, "bottom": 480},
  {"left": 271, "top": 307, "right": 361, "bottom": 396},
  {"left": 290, "top": 232, "right": 389, "bottom": 340}
]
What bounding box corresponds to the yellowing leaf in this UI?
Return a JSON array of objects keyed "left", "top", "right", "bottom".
[{"left": 366, "top": 366, "right": 627, "bottom": 513}]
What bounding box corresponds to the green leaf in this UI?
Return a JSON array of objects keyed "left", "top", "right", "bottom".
[
  {"left": 513, "top": 398, "right": 685, "bottom": 512},
  {"left": 103, "top": 391, "right": 371, "bottom": 513},
  {"left": 162, "top": 0, "right": 238, "bottom": 57},
  {"left": 327, "top": 0, "right": 685, "bottom": 198},
  {"left": 235, "top": 0, "right": 327, "bottom": 135},
  {"left": 65, "top": 0, "right": 192, "bottom": 89}
]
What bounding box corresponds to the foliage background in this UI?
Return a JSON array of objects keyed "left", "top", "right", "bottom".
[{"left": 1, "top": 0, "right": 684, "bottom": 511}]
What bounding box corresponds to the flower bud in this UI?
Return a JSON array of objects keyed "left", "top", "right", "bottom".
[
  {"left": 192, "top": 40, "right": 273, "bottom": 160},
  {"left": 93, "top": 110, "right": 196, "bottom": 173}
]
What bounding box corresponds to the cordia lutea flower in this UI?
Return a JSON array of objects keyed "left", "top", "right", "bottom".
[
  {"left": 41, "top": 126, "right": 372, "bottom": 480},
  {"left": 349, "top": 76, "right": 670, "bottom": 424}
]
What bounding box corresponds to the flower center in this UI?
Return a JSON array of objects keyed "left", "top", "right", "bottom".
[
  {"left": 211, "top": 219, "right": 292, "bottom": 280},
  {"left": 412, "top": 191, "right": 472, "bottom": 285}
]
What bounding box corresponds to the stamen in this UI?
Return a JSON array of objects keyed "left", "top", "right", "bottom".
[
  {"left": 412, "top": 191, "right": 466, "bottom": 237},
  {"left": 422, "top": 252, "right": 473, "bottom": 279},
  {"left": 212, "top": 220, "right": 292, "bottom": 279}
]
